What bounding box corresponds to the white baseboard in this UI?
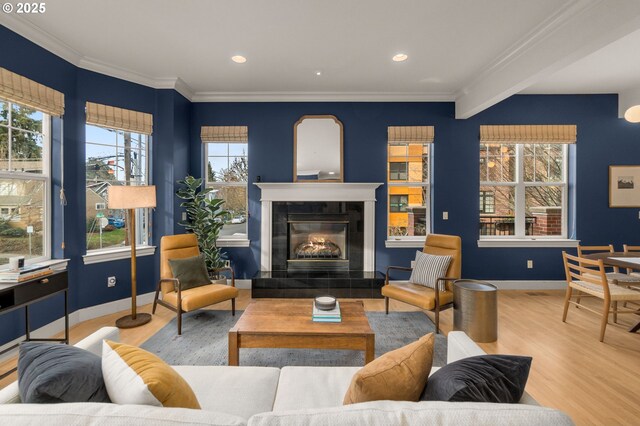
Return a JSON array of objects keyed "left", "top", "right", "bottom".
[
  {"left": 0, "top": 291, "right": 155, "bottom": 363},
  {"left": 489, "top": 280, "right": 567, "bottom": 290},
  {"left": 235, "top": 279, "right": 251, "bottom": 290}
]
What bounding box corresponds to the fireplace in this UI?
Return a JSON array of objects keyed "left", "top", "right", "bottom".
[{"left": 287, "top": 214, "right": 349, "bottom": 270}]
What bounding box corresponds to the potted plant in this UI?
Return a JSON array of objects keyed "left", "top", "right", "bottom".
[{"left": 176, "top": 175, "right": 229, "bottom": 281}]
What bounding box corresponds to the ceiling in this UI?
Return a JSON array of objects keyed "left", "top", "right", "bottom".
[{"left": 2, "top": 0, "right": 640, "bottom": 117}]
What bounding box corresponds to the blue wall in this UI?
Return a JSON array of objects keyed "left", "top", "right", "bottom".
[
  {"left": 3, "top": 23, "right": 640, "bottom": 346},
  {"left": 191, "top": 97, "right": 640, "bottom": 281},
  {"left": 0, "top": 26, "right": 191, "bottom": 345}
]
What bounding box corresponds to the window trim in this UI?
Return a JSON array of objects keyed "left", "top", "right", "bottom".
[
  {"left": 204, "top": 141, "right": 249, "bottom": 242},
  {"left": 0, "top": 100, "right": 52, "bottom": 268},
  {"left": 479, "top": 143, "right": 569, "bottom": 241},
  {"left": 386, "top": 143, "right": 431, "bottom": 242},
  {"left": 84, "top": 124, "right": 151, "bottom": 254}
]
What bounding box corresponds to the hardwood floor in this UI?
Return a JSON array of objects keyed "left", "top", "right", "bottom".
[{"left": 1, "top": 290, "right": 639, "bottom": 425}]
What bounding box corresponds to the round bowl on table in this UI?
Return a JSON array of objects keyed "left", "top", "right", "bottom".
[{"left": 314, "top": 296, "right": 337, "bottom": 311}]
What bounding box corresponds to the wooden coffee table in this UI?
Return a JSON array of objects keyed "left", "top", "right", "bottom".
[{"left": 228, "top": 300, "right": 375, "bottom": 366}]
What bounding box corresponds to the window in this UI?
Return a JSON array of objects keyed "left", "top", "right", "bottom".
[
  {"left": 205, "top": 141, "right": 248, "bottom": 239},
  {"left": 85, "top": 124, "right": 150, "bottom": 251},
  {"left": 390, "top": 195, "right": 408, "bottom": 212},
  {"left": 479, "top": 190, "right": 495, "bottom": 214},
  {"left": 389, "top": 162, "right": 408, "bottom": 181},
  {"left": 479, "top": 143, "right": 567, "bottom": 238},
  {"left": 387, "top": 140, "right": 430, "bottom": 239},
  {"left": 0, "top": 99, "right": 50, "bottom": 266}
]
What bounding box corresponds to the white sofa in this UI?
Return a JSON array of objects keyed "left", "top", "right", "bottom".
[{"left": 0, "top": 327, "right": 573, "bottom": 425}]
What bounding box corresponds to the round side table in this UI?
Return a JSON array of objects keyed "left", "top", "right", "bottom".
[{"left": 453, "top": 280, "right": 498, "bottom": 343}]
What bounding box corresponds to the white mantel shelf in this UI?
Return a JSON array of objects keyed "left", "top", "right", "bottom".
[
  {"left": 255, "top": 182, "right": 382, "bottom": 202},
  {"left": 254, "top": 182, "right": 383, "bottom": 271}
]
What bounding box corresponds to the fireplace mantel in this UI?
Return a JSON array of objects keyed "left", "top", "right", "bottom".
[{"left": 254, "top": 182, "right": 383, "bottom": 271}]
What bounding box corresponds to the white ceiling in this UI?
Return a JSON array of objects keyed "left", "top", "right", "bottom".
[{"left": 2, "top": 0, "right": 640, "bottom": 117}]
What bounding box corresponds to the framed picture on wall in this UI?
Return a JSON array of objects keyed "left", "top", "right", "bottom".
[{"left": 609, "top": 165, "right": 640, "bottom": 207}]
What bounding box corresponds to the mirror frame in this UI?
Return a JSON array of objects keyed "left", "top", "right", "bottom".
[{"left": 293, "top": 114, "right": 344, "bottom": 183}]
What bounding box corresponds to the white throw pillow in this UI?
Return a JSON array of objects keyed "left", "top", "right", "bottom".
[{"left": 409, "top": 251, "right": 452, "bottom": 291}]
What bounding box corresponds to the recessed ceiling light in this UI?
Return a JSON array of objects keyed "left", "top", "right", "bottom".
[
  {"left": 392, "top": 53, "right": 408, "bottom": 62},
  {"left": 315, "top": 71, "right": 322, "bottom": 76},
  {"left": 231, "top": 55, "right": 247, "bottom": 64}
]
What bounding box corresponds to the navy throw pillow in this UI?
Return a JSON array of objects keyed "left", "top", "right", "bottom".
[
  {"left": 18, "top": 342, "right": 111, "bottom": 403},
  {"left": 421, "top": 355, "right": 532, "bottom": 403}
]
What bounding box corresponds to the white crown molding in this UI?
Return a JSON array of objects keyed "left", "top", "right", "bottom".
[{"left": 191, "top": 91, "right": 454, "bottom": 103}]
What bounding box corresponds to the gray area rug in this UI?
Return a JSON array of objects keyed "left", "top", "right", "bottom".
[{"left": 141, "top": 310, "right": 447, "bottom": 367}]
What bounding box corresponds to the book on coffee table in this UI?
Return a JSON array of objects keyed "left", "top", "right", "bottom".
[{"left": 313, "top": 301, "right": 341, "bottom": 323}]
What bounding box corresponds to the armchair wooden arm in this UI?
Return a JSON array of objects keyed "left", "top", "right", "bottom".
[
  {"left": 209, "top": 266, "right": 236, "bottom": 287},
  {"left": 385, "top": 265, "right": 414, "bottom": 285}
]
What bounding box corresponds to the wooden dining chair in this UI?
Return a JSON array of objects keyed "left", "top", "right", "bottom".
[{"left": 562, "top": 252, "right": 640, "bottom": 342}]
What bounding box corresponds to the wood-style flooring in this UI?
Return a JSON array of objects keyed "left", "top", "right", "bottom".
[{"left": 1, "top": 290, "right": 638, "bottom": 425}]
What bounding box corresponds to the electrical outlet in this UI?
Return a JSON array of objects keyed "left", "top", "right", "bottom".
[
  {"left": 182, "top": 212, "right": 187, "bottom": 221},
  {"left": 107, "top": 276, "right": 116, "bottom": 287},
  {"left": 225, "top": 260, "right": 231, "bottom": 268},
  {"left": 442, "top": 211, "right": 449, "bottom": 220},
  {"left": 527, "top": 260, "right": 533, "bottom": 269}
]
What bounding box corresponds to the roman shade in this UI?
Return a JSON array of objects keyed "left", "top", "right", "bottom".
[
  {"left": 201, "top": 126, "right": 248, "bottom": 142},
  {"left": 480, "top": 125, "right": 577, "bottom": 144},
  {"left": 86, "top": 102, "right": 153, "bottom": 135},
  {"left": 388, "top": 126, "right": 434, "bottom": 145},
  {"left": 0, "top": 67, "right": 65, "bottom": 116}
]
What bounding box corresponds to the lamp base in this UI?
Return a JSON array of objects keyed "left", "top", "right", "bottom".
[{"left": 115, "top": 313, "right": 152, "bottom": 329}]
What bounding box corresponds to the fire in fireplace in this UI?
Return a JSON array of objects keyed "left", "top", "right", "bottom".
[{"left": 288, "top": 216, "right": 348, "bottom": 270}]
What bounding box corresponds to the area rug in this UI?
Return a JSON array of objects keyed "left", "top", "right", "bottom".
[{"left": 141, "top": 310, "right": 447, "bottom": 367}]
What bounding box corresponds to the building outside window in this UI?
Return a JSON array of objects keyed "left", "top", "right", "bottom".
[
  {"left": 387, "top": 126, "right": 432, "bottom": 240},
  {"left": 85, "top": 124, "right": 150, "bottom": 251},
  {"left": 0, "top": 99, "right": 50, "bottom": 266},
  {"left": 479, "top": 142, "right": 568, "bottom": 238},
  {"left": 203, "top": 126, "right": 249, "bottom": 240}
]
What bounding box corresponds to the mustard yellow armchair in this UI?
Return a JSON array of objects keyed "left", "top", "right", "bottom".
[
  {"left": 382, "top": 234, "right": 462, "bottom": 333},
  {"left": 152, "top": 234, "right": 239, "bottom": 335}
]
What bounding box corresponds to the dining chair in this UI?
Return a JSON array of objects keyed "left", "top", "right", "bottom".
[{"left": 562, "top": 252, "right": 640, "bottom": 342}]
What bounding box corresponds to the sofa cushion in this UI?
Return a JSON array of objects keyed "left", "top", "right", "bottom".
[
  {"left": 273, "top": 366, "right": 361, "bottom": 412},
  {"left": 18, "top": 342, "right": 110, "bottom": 403},
  {"left": 173, "top": 366, "right": 280, "bottom": 420},
  {"left": 248, "top": 400, "right": 574, "bottom": 426},
  {"left": 102, "top": 340, "right": 200, "bottom": 409},
  {"left": 0, "top": 402, "right": 246, "bottom": 426},
  {"left": 422, "top": 355, "right": 532, "bottom": 403},
  {"left": 343, "top": 333, "right": 434, "bottom": 404}
]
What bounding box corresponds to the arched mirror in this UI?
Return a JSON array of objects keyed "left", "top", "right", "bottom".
[{"left": 294, "top": 115, "right": 343, "bottom": 182}]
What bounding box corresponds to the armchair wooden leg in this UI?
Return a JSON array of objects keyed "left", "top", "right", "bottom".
[
  {"left": 152, "top": 285, "right": 161, "bottom": 315},
  {"left": 177, "top": 310, "right": 182, "bottom": 336},
  {"left": 434, "top": 307, "right": 440, "bottom": 334},
  {"left": 232, "top": 298, "right": 236, "bottom": 316},
  {"left": 385, "top": 297, "right": 389, "bottom": 315},
  {"left": 562, "top": 286, "right": 572, "bottom": 322}
]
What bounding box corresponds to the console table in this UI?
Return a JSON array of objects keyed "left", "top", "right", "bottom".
[{"left": 0, "top": 270, "right": 69, "bottom": 379}]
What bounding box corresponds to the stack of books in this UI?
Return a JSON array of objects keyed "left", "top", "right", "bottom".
[
  {"left": 312, "top": 301, "right": 341, "bottom": 323},
  {"left": 0, "top": 264, "right": 53, "bottom": 283}
]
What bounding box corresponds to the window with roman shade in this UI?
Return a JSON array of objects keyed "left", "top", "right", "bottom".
[
  {"left": 479, "top": 124, "right": 576, "bottom": 240},
  {"left": 84, "top": 102, "right": 152, "bottom": 254},
  {"left": 0, "top": 67, "right": 65, "bottom": 117},
  {"left": 387, "top": 126, "right": 433, "bottom": 244},
  {"left": 202, "top": 126, "right": 249, "bottom": 241}
]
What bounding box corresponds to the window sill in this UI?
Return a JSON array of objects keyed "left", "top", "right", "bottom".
[
  {"left": 385, "top": 239, "right": 426, "bottom": 249},
  {"left": 83, "top": 245, "right": 156, "bottom": 265},
  {"left": 217, "top": 239, "right": 251, "bottom": 248},
  {"left": 477, "top": 239, "right": 579, "bottom": 248}
]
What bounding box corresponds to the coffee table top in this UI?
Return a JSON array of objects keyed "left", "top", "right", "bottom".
[{"left": 230, "top": 300, "right": 373, "bottom": 336}]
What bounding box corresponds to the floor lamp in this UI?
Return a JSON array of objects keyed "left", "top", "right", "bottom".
[{"left": 108, "top": 185, "right": 156, "bottom": 328}]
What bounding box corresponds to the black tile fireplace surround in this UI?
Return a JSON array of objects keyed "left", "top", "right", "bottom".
[{"left": 252, "top": 201, "right": 384, "bottom": 298}]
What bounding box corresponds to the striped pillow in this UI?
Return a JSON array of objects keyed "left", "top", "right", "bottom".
[{"left": 409, "top": 251, "right": 452, "bottom": 291}]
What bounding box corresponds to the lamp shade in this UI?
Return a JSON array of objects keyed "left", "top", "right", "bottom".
[{"left": 108, "top": 185, "right": 156, "bottom": 209}]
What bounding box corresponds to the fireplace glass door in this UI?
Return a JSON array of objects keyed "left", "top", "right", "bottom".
[{"left": 288, "top": 220, "right": 348, "bottom": 270}]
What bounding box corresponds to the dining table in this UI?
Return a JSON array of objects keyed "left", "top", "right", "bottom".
[{"left": 583, "top": 252, "right": 640, "bottom": 333}]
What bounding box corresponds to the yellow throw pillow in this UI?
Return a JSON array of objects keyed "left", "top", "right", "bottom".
[
  {"left": 102, "top": 340, "right": 200, "bottom": 409},
  {"left": 343, "top": 333, "right": 435, "bottom": 404}
]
